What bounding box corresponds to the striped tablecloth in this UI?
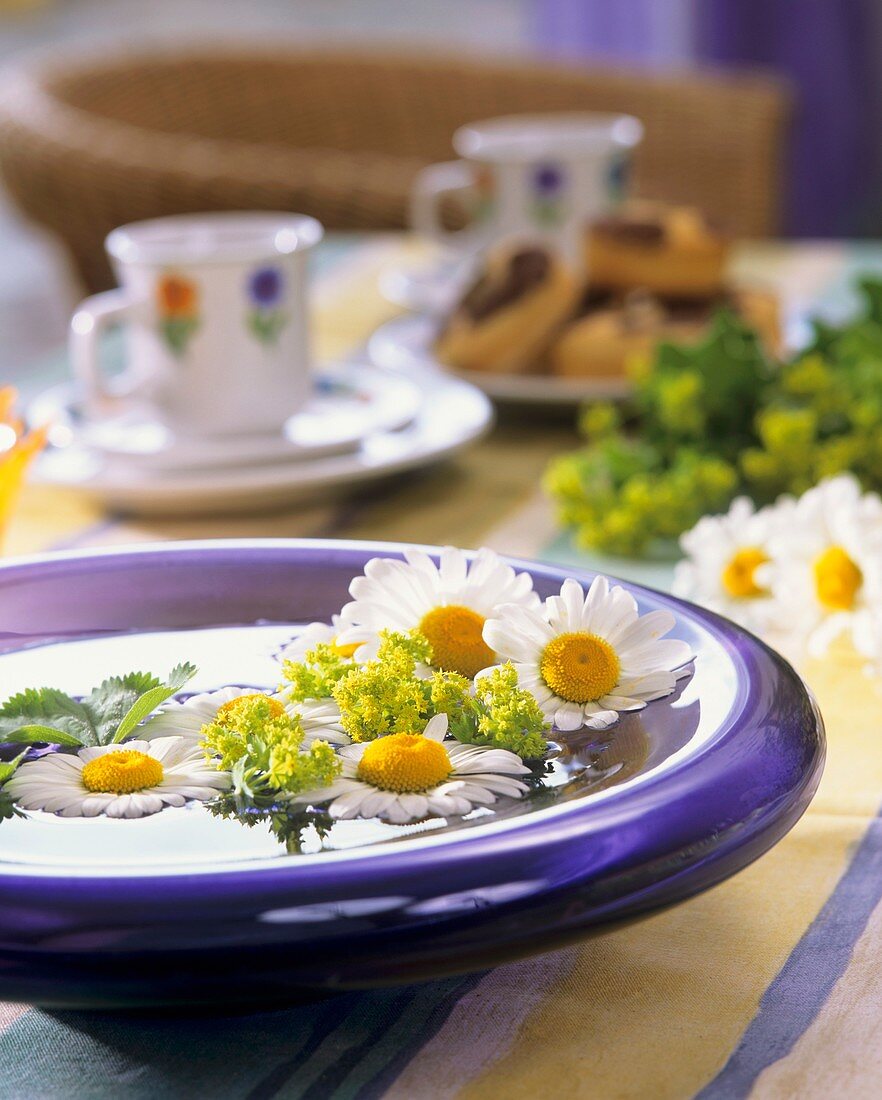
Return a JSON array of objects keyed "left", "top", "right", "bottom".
[{"left": 3, "top": 237, "right": 882, "bottom": 1100}]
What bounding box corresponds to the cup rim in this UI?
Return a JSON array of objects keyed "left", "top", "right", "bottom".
[
  {"left": 106, "top": 212, "right": 324, "bottom": 266},
  {"left": 453, "top": 112, "right": 643, "bottom": 163}
]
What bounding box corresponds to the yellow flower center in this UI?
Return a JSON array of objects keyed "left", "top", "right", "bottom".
[
  {"left": 331, "top": 637, "right": 360, "bottom": 659},
  {"left": 215, "top": 694, "right": 285, "bottom": 723},
  {"left": 418, "top": 604, "right": 495, "bottom": 678},
  {"left": 813, "top": 545, "right": 863, "bottom": 611},
  {"left": 81, "top": 750, "right": 164, "bottom": 794},
  {"left": 721, "top": 547, "right": 769, "bottom": 599},
  {"left": 357, "top": 733, "right": 451, "bottom": 793},
  {"left": 540, "top": 632, "right": 621, "bottom": 703}
]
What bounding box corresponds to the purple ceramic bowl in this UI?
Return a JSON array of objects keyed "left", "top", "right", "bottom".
[{"left": 0, "top": 540, "right": 824, "bottom": 1008}]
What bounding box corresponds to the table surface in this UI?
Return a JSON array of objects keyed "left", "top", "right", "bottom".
[{"left": 3, "top": 236, "right": 882, "bottom": 1100}]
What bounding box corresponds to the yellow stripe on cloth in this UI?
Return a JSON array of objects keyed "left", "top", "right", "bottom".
[
  {"left": 311, "top": 234, "right": 428, "bottom": 363},
  {"left": 395, "top": 643, "right": 876, "bottom": 1099},
  {"left": 3, "top": 484, "right": 104, "bottom": 556}
]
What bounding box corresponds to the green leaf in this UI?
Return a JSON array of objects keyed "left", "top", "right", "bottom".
[
  {"left": 0, "top": 687, "right": 98, "bottom": 746},
  {"left": 0, "top": 748, "right": 28, "bottom": 783},
  {"left": 0, "top": 725, "right": 84, "bottom": 748},
  {"left": 0, "top": 664, "right": 199, "bottom": 750},
  {"left": 113, "top": 663, "right": 197, "bottom": 743},
  {"left": 82, "top": 671, "right": 161, "bottom": 746}
]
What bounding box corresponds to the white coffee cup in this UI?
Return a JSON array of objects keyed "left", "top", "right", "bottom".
[
  {"left": 70, "top": 212, "right": 324, "bottom": 436},
  {"left": 411, "top": 112, "right": 642, "bottom": 270}
]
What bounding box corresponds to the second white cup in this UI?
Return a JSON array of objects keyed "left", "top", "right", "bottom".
[{"left": 411, "top": 112, "right": 643, "bottom": 270}]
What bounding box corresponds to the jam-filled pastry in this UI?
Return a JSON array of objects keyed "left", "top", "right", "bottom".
[
  {"left": 435, "top": 245, "right": 580, "bottom": 374},
  {"left": 587, "top": 202, "right": 729, "bottom": 298},
  {"left": 550, "top": 286, "right": 780, "bottom": 379}
]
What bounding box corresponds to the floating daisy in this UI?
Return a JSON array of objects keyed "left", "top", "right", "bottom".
[
  {"left": 482, "top": 576, "right": 692, "bottom": 732},
  {"left": 294, "top": 713, "right": 530, "bottom": 824},
  {"left": 6, "top": 737, "right": 229, "bottom": 819},
  {"left": 278, "top": 614, "right": 364, "bottom": 664},
  {"left": 336, "top": 546, "right": 540, "bottom": 679},
  {"left": 143, "top": 686, "right": 349, "bottom": 746},
  {"left": 765, "top": 474, "right": 882, "bottom": 654},
  {"left": 673, "top": 495, "right": 793, "bottom": 631}
]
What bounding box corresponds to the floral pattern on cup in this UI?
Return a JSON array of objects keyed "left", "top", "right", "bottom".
[
  {"left": 531, "top": 163, "right": 566, "bottom": 227},
  {"left": 157, "top": 273, "right": 200, "bottom": 358},
  {"left": 246, "top": 266, "right": 288, "bottom": 345}
]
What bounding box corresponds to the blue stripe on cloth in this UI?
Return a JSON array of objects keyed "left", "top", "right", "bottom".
[
  {"left": 0, "top": 974, "right": 482, "bottom": 1100},
  {"left": 696, "top": 811, "right": 882, "bottom": 1099}
]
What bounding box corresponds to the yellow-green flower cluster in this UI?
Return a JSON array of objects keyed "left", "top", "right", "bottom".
[
  {"left": 201, "top": 695, "right": 339, "bottom": 802},
  {"left": 330, "top": 632, "right": 431, "bottom": 742},
  {"left": 282, "top": 630, "right": 551, "bottom": 758},
  {"left": 457, "top": 665, "right": 548, "bottom": 759},
  {"left": 545, "top": 283, "right": 882, "bottom": 555},
  {"left": 281, "top": 643, "right": 352, "bottom": 703}
]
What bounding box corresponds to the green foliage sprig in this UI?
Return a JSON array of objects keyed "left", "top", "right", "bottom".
[
  {"left": 545, "top": 282, "right": 882, "bottom": 555},
  {"left": 0, "top": 665, "right": 197, "bottom": 748},
  {"left": 207, "top": 795, "right": 334, "bottom": 855},
  {"left": 0, "top": 749, "right": 27, "bottom": 821}
]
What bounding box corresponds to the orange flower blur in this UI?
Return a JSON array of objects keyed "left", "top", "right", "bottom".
[
  {"left": 0, "top": 386, "right": 47, "bottom": 542},
  {"left": 157, "top": 273, "right": 199, "bottom": 319}
]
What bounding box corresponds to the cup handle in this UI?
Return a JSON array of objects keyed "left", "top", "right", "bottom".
[
  {"left": 70, "top": 290, "right": 144, "bottom": 418},
  {"left": 410, "top": 160, "right": 482, "bottom": 248}
]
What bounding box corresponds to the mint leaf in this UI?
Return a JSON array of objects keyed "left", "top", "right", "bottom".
[
  {"left": 0, "top": 664, "right": 199, "bottom": 749},
  {"left": 113, "top": 663, "right": 197, "bottom": 743},
  {"left": 82, "top": 672, "right": 161, "bottom": 746},
  {"left": 0, "top": 725, "right": 83, "bottom": 748},
  {"left": 0, "top": 748, "right": 28, "bottom": 784},
  {"left": 0, "top": 688, "right": 98, "bottom": 746}
]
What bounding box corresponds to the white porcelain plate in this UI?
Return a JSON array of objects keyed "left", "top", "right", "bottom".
[
  {"left": 369, "top": 313, "right": 632, "bottom": 406},
  {"left": 30, "top": 367, "right": 422, "bottom": 473},
  {"left": 29, "top": 362, "right": 493, "bottom": 516}
]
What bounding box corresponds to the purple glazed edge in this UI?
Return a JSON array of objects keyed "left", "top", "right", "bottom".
[{"left": 0, "top": 540, "right": 825, "bottom": 1005}]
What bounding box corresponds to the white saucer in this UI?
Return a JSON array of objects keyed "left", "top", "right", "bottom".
[
  {"left": 30, "top": 362, "right": 494, "bottom": 516},
  {"left": 379, "top": 255, "right": 474, "bottom": 316},
  {"left": 369, "top": 313, "right": 632, "bottom": 407},
  {"left": 30, "top": 367, "right": 422, "bottom": 473}
]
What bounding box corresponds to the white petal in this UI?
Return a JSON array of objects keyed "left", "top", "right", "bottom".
[
  {"left": 423, "top": 713, "right": 449, "bottom": 741},
  {"left": 552, "top": 700, "right": 586, "bottom": 731}
]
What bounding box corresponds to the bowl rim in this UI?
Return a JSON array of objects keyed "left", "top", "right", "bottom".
[{"left": 0, "top": 539, "right": 825, "bottom": 901}]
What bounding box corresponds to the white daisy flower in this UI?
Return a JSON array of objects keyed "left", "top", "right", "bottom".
[
  {"left": 852, "top": 608, "right": 882, "bottom": 678},
  {"left": 673, "top": 495, "right": 794, "bottom": 631},
  {"left": 293, "top": 713, "right": 530, "bottom": 824},
  {"left": 289, "top": 698, "right": 350, "bottom": 747},
  {"left": 336, "top": 546, "right": 541, "bottom": 679},
  {"left": 5, "top": 737, "right": 229, "bottom": 819},
  {"left": 142, "top": 686, "right": 350, "bottom": 746},
  {"left": 141, "top": 686, "right": 249, "bottom": 740},
  {"left": 277, "top": 614, "right": 365, "bottom": 664},
  {"left": 764, "top": 474, "right": 882, "bottom": 655},
  {"left": 482, "top": 575, "right": 693, "bottom": 732}
]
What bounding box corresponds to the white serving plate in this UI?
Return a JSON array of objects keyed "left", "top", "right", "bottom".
[
  {"left": 369, "top": 313, "right": 631, "bottom": 406},
  {"left": 29, "top": 362, "right": 493, "bottom": 516}
]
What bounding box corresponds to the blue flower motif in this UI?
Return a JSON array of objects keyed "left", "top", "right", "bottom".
[
  {"left": 533, "top": 164, "right": 564, "bottom": 196},
  {"left": 248, "top": 266, "right": 285, "bottom": 308}
]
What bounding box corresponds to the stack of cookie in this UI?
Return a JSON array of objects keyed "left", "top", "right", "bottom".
[{"left": 435, "top": 202, "right": 780, "bottom": 379}]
